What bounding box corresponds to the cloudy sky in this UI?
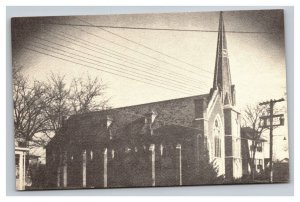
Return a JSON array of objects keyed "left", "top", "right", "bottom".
[{"left": 11, "top": 9, "right": 288, "bottom": 159}]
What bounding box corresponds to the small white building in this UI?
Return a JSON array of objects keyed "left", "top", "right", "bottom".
[
  {"left": 15, "top": 147, "right": 29, "bottom": 190},
  {"left": 241, "top": 127, "right": 267, "bottom": 176}
]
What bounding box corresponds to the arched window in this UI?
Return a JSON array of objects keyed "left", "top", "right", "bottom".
[{"left": 213, "top": 118, "right": 222, "bottom": 158}]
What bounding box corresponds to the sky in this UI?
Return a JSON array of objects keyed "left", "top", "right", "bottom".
[{"left": 11, "top": 9, "right": 289, "bottom": 160}]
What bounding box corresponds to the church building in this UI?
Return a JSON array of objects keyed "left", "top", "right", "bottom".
[{"left": 45, "top": 12, "right": 243, "bottom": 189}]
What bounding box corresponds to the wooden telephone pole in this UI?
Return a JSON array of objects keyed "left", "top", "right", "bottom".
[{"left": 259, "top": 98, "right": 285, "bottom": 183}]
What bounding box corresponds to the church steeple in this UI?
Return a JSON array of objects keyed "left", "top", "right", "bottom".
[{"left": 213, "top": 11, "right": 234, "bottom": 106}]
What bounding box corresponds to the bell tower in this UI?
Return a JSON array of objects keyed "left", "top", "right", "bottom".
[
  {"left": 213, "top": 11, "right": 236, "bottom": 106},
  {"left": 212, "top": 12, "right": 242, "bottom": 179}
]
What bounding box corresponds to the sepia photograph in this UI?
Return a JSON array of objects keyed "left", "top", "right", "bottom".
[{"left": 11, "top": 9, "right": 289, "bottom": 190}]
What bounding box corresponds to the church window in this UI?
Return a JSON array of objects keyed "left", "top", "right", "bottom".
[
  {"left": 213, "top": 119, "right": 222, "bottom": 158},
  {"left": 90, "top": 150, "right": 93, "bottom": 160},
  {"left": 160, "top": 144, "right": 164, "bottom": 156},
  {"left": 112, "top": 149, "right": 115, "bottom": 159}
]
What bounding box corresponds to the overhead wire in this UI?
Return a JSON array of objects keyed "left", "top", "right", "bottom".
[
  {"left": 40, "top": 26, "right": 212, "bottom": 87},
  {"left": 43, "top": 24, "right": 253, "bottom": 92},
  {"left": 47, "top": 22, "right": 277, "bottom": 34},
  {"left": 24, "top": 46, "right": 198, "bottom": 96},
  {"left": 48, "top": 21, "right": 213, "bottom": 77},
  {"left": 28, "top": 43, "right": 198, "bottom": 95},
  {"left": 75, "top": 16, "right": 214, "bottom": 75},
  {"left": 44, "top": 22, "right": 251, "bottom": 88},
  {"left": 34, "top": 32, "right": 211, "bottom": 91},
  {"left": 29, "top": 19, "right": 260, "bottom": 96},
  {"left": 29, "top": 39, "right": 205, "bottom": 94},
  {"left": 72, "top": 18, "right": 266, "bottom": 88}
]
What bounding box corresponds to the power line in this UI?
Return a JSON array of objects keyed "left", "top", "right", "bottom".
[
  {"left": 28, "top": 43, "right": 198, "bottom": 95},
  {"left": 52, "top": 21, "right": 262, "bottom": 88},
  {"left": 29, "top": 23, "right": 252, "bottom": 93},
  {"left": 41, "top": 27, "right": 212, "bottom": 86},
  {"left": 48, "top": 24, "right": 251, "bottom": 89},
  {"left": 47, "top": 21, "right": 212, "bottom": 77},
  {"left": 40, "top": 23, "right": 257, "bottom": 89},
  {"left": 31, "top": 39, "right": 202, "bottom": 92},
  {"left": 46, "top": 22, "right": 277, "bottom": 34},
  {"left": 74, "top": 17, "right": 214, "bottom": 75},
  {"left": 29, "top": 40, "right": 206, "bottom": 94},
  {"left": 24, "top": 46, "right": 198, "bottom": 96},
  {"left": 34, "top": 33, "right": 211, "bottom": 91}
]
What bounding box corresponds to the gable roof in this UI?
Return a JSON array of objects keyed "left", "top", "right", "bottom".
[
  {"left": 241, "top": 127, "right": 267, "bottom": 142},
  {"left": 48, "top": 94, "right": 208, "bottom": 144},
  {"left": 67, "top": 94, "right": 209, "bottom": 130}
]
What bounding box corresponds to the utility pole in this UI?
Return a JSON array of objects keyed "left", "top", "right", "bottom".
[{"left": 259, "top": 98, "right": 285, "bottom": 183}]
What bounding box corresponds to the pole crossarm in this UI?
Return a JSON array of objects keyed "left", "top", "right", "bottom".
[
  {"left": 260, "top": 114, "right": 284, "bottom": 119},
  {"left": 259, "top": 98, "right": 285, "bottom": 183},
  {"left": 259, "top": 98, "right": 285, "bottom": 106}
]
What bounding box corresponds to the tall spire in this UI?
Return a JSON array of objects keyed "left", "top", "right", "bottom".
[{"left": 213, "top": 11, "right": 233, "bottom": 106}]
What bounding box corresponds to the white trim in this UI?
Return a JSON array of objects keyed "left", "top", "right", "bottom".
[
  {"left": 15, "top": 152, "right": 26, "bottom": 190},
  {"left": 223, "top": 105, "right": 241, "bottom": 114},
  {"left": 194, "top": 117, "right": 208, "bottom": 121},
  {"left": 207, "top": 89, "right": 219, "bottom": 118},
  {"left": 225, "top": 156, "right": 242, "bottom": 159},
  {"left": 149, "top": 144, "right": 155, "bottom": 186},
  {"left": 176, "top": 144, "right": 182, "bottom": 186},
  {"left": 213, "top": 114, "right": 224, "bottom": 159},
  {"left": 15, "top": 147, "right": 29, "bottom": 152},
  {"left": 103, "top": 148, "right": 107, "bottom": 188},
  {"left": 63, "top": 151, "right": 68, "bottom": 188},
  {"left": 82, "top": 150, "right": 86, "bottom": 188},
  {"left": 212, "top": 156, "right": 223, "bottom": 160}
]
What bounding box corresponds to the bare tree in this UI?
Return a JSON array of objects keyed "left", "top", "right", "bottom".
[
  {"left": 13, "top": 67, "right": 110, "bottom": 148},
  {"left": 13, "top": 67, "right": 50, "bottom": 147},
  {"left": 43, "top": 73, "right": 71, "bottom": 133},
  {"left": 40, "top": 73, "right": 110, "bottom": 145},
  {"left": 242, "top": 104, "right": 268, "bottom": 180},
  {"left": 69, "top": 75, "right": 110, "bottom": 114}
]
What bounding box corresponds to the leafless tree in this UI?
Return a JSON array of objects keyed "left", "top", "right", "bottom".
[
  {"left": 69, "top": 75, "right": 110, "bottom": 114},
  {"left": 43, "top": 73, "right": 71, "bottom": 133},
  {"left": 13, "top": 66, "right": 50, "bottom": 148},
  {"left": 242, "top": 104, "right": 269, "bottom": 180},
  {"left": 41, "top": 73, "right": 110, "bottom": 144},
  {"left": 13, "top": 67, "right": 110, "bottom": 148}
]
